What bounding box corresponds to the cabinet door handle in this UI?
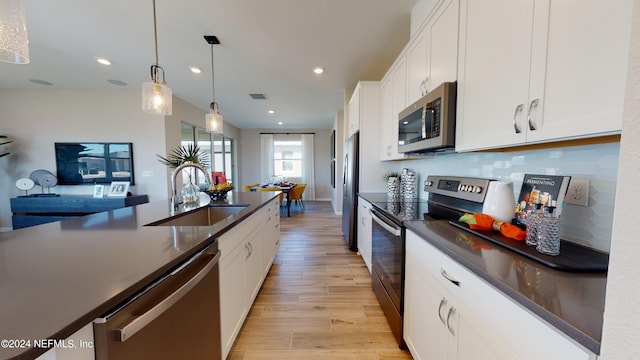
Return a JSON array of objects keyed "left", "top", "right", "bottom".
[
  {"left": 528, "top": 99, "right": 539, "bottom": 131},
  {"left": 513, "top": 104, "right": 524, "bottom": 133},
  {"left": 447, "top": 306, "right": 456, "bottom": 336},
  {"left": 440, "top": 268, "right": 461, "bottom": 286},
  {"left": 438, "top": 297, "right": 447, "bottom": 325}
]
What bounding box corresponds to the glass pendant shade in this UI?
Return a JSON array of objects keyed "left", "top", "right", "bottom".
[
  {"left": 142, "top": 80, "right": 172, "bottom": 116},
  {"left": 0, "top": 0, "right": 30, "bottom": 64},
  {"left": 206, "top": 107, "right": 223, "bottom": 134}
]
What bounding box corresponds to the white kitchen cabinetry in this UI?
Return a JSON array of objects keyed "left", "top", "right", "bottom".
[
  {"left": 404, "top": 230, "right": 596, "bottom": 360},
  {"left": 262, "top": 197, "right": 281, "bottom": 275},
  {"left": 350, "top": 81, "right": 386, "bottom": 192},
  {"left": 219, "top": 205, "right": 274, "bottom": 359},
  {"left": 406, "top": 0, "right": 459, "bottom": 105},
  {"left": 357, "top": 197, "right": 372, "bottom": 273},
  {"left": 406, "top": 27, "right": 428, "bottom": 105},
  {"left": 347, "top": 84, "right": 361, "bottom": 137},
  {"left": 456, "top": 0, "right": 631, "bottom": 152},
  {"left": 380, "top": 58, "right": 407, "bottom": 161}
]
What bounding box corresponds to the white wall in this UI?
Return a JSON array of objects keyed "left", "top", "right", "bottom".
[
  {"left": 392, "top": 142, "right": 619, "bottom": 253},
  {"left": 600, "top": 0, "right": 640, "bottom": 357},
  {"left": 0, "top": 89, "right": 172, "bottom": 228},
  {"left": 237, "top": 128, "right": 333, "bottom": 201}
]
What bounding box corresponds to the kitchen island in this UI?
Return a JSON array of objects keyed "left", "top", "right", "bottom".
[{"left": 0, "top": 191, "right": 280, "bottom": 360}]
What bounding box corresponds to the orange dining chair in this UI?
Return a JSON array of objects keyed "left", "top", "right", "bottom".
[{"left": 289, "top": 184, "right": 306, "bottom": 212}]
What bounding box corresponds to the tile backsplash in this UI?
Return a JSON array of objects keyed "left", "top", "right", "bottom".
[{"left": 400, "top": 142, "right": 619, "bottom": 253}]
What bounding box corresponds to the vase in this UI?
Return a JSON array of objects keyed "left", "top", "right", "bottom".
[
  {"left": 387, "top": 177, "right": 400, "bottom": 198},
  {"left": 182, "top": 182, "right": 200, "bottom": 203}
]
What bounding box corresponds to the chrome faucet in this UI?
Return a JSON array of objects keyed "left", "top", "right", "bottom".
[{"left": 171, "top": 162, "right": 212, "bottom": 211}]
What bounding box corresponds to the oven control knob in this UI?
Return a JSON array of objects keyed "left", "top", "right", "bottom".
[
  {"left": 459, "top": 184, "right": 467, "bottom": 192},
  {"left": 425, "top": 180, "right": 433, "bottom": 187},
  {"left": 474, "top": 186, "right": 482, "bottom": 193}
]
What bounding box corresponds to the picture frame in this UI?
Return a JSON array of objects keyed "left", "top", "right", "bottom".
[
  {"left": 93, "top": 184, "right": 105, "bottom": 198},
  {"left": 108, "top": 181, "right": 130, "bottom": 197}
]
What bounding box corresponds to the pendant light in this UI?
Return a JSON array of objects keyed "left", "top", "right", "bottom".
[
  {"left": 0, "top": 0, "right": 30, "bottom": 64},
  {"left": 204, "top": 35, "right": 223, "bottom": 134},
  {"left": 142, "top": 0, "right": 172, "bottom": 115}
]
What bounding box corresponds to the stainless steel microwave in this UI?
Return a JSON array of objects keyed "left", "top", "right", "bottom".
[{"left": 398, "top": 81, "right": 457, "bottom": 153}]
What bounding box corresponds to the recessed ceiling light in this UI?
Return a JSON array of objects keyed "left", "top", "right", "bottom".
[
  {"left": 96, "top": 58, "right": 111, "bottom": 66},
  {"left": 313, "top": 67, "right": 324, "bottom": 74},
  {"left": 189, "top": 66, "right": 202, "bottom": 74},
  {"left": 29, "top": 79, "right": 53, "bottom": 86},
  {"left": 108, "top": 79, "right": 127, "bottom": 86},
  {"left": 268, "top": 110, "right": 275, "bottom": 114},
  {"left": 277, "top": 121, "right": 284, "bottom": 125}
]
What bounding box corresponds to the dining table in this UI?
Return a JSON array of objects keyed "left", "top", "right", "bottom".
[{"left": 252, "top": 183, "right": 297, "bottom": 217}]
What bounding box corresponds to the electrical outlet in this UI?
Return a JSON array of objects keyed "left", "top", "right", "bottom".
[{"left": 565, "top": 178, "right": 589, "bottom": 206}]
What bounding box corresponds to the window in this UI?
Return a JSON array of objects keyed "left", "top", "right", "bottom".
[
  {"left": 180, "top": 122, "right": 234, "bottom": 185},
  {"left": 274, "top": 140, "right": 302, "bottom": 178}
]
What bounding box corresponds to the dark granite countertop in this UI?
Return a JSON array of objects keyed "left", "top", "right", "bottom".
[
  {"left": 359, "top": 192, "right": 606, "bottom": 353},
  {"left": 0, "top": 191, "right": 279, "bottom": 360},
  {"left": 404, "top": 218, "right": 606, "bottom": 354}
]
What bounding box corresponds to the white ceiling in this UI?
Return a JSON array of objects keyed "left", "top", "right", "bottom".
[{"left": 0, "top": 0, "right": 416, "bottom": 130}]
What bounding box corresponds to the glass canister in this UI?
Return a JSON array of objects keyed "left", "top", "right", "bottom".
[
  {"left": 525, "top": 204, "right": 543, "bottom": 246},
  {"left": 536, "top": 211, "right": 561, "bottom": 256}
]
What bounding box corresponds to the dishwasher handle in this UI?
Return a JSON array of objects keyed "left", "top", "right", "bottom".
[
  {"left": 370, "top": 209, "right": 401, "bottom": 237},
  {"left": 115, "top": 248, "right": 221, "bottom": 342}
]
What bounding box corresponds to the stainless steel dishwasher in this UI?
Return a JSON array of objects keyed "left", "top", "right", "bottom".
[{"left": 94, "top": 241, "right": 221, "bottom": 359}]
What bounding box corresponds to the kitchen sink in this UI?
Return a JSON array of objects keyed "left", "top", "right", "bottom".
[{"left": 147, "top": 205, "right": 248, "bottom": 226}]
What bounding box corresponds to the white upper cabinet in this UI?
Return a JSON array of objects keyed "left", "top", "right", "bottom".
[
  {"left": 380, "top": 58, "right": 408, "bottom": 161},
  {"left": 407, "top": 0, "right": 460, "bottom": 105},
  {"left": 456, "top": 0, "right": 632, "bottom": 152},
  {"left": 407, "top": 28, "right": 428, "bottom": 105},
  {"left": 380, "top": 0, "right": 459, "bottom": 161},
  {"left": 427, "top": 0, "right": 459, "bottom": 92}
]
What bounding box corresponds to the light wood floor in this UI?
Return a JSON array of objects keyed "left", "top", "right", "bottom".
[{"left": 228, "top": 201, "right": 413, "bottom": 360}]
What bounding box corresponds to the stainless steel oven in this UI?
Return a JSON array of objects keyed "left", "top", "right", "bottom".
[{"left": 370, "top": 208, "right": 406, "bottom": 348}]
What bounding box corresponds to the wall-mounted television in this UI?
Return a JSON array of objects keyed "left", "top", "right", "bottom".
[{"left": 55, "top": 142, "right": 135, "bottom": 185}]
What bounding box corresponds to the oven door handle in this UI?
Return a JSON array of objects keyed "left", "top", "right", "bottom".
[{"left": 370, "top": 209, "right": 401, "bottom": 236}]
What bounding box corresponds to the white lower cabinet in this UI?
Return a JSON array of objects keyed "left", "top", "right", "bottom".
[
  {"left": 357, "top": 197, "right": 372, "bottom": 273},
  {"left": 404, "top": 230, "right": 596, "bottom": 360},
  {"left": 262, "top": 198, "right": 281, "bottom": 274},
  {"left": 219, "top": 202, "right": 279, "bottom": 359}
]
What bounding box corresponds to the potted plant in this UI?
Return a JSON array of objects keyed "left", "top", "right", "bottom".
[
  {"left": 157, "top": 144, "right": 210, "bottom": 203},
  {"left": 0, "top": 135, "right": 12, "bottom": 158},
  {"left": 156, "top": 143, "right": 209, "bottom": 168}
]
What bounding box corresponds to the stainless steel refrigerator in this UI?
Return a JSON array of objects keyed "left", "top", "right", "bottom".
[{"left": 341, "top": 131, "right": 359, "bottom": 251}]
